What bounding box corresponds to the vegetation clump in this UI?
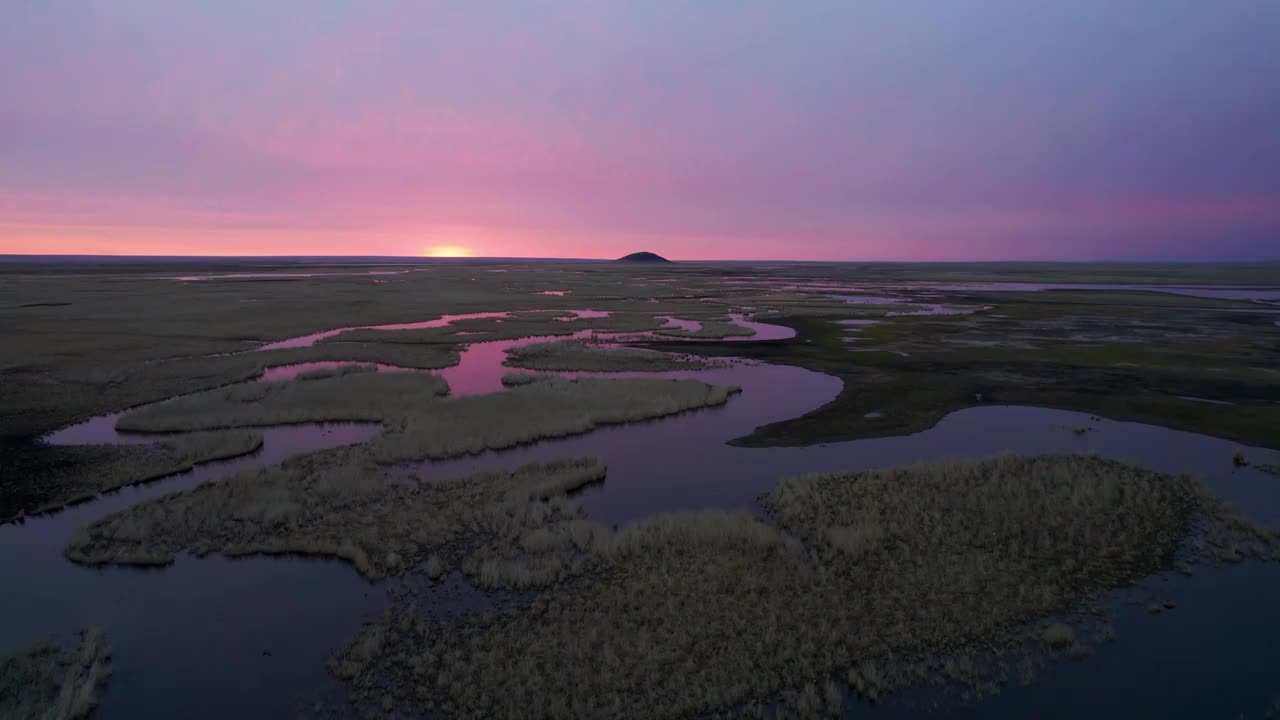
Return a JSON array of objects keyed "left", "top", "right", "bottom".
[
  {"left": 3, "top": 431, "right": 263, "bottom": 521},
  {"left": 504, "top": 339, "right": 721, "bottom": 372},
  {"left": 115, "top": 372, "right": 450, "bottom": 432},
  {"left": 114, "top": 373, "right": 738, "bottom": 465},
  {"left": 655, "top": 317, "right": 755, "bottom": 339},
  {"left": 499, "top": 371, "right": 542, "bottom": 386},
  {"left": 65, "top": 451, "right": 609, "bottom": 584},
  {"left": 0, "top": 626, "right": 111, "bottom": 720},
  {"left": 369, "top": 378, "right": 740, "bottom": 464},
  {"left": 330, "top": 453, "right": 1278, "bottom": 718}
]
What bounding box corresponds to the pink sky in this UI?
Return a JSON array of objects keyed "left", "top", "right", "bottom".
[{"left": 2, "top": 2, "right": 1277, "bottom": 260}]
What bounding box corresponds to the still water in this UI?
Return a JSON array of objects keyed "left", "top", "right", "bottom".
[{"left": 5, "top": 317, "right": 1279, "bottom": 719}]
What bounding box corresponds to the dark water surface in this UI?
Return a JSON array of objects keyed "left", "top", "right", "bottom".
[{"left": 6, "top": 317, "right": 1280, "bottom": 719}]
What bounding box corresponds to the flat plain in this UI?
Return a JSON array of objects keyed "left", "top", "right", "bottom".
[{"left": 2, "top": 257, "right": 1280, "bottom": 719}]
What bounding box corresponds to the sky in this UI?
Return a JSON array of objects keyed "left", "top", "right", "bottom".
[{"left": 1, "top": 1, "right": 1278, "bottom": 261}]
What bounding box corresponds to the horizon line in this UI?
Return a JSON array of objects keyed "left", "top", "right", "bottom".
[{"left": 3, "top": 253, "right": 1279, "bottom": 265}]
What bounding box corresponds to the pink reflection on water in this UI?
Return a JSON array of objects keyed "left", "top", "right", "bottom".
[
  {"left": 438, "top": 331, "right": 594, "bottom": 396},
  {"left": 433, "top": 314, "right": 795, "bottom": 396},
  {"left": 44, "top": 314, "right": 798, "bottom": 447},
  {"left": 555, "top": 309, "right": 611, "bottom": 321},
  {"left": 257, "top": 312, "right": 510, "bottom": 350}
]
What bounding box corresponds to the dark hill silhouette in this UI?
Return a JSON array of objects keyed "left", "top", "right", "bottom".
[{"left": 616, "top": 251, "right": 671, "bottom": 263}]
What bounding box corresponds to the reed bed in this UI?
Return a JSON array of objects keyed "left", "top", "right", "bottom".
[
  {"left": 0, "top": 338, "right": 459, "bottom": 446},
  {"left": 0, "top": 626, "right": 111, "bottom": 720},
  {"left": 655, "top": 317, "right": 755, "bottom": 339},
  {"left": 330, "top": 312, "right": 668, "bottom": 346},
  {"left": 115, "top": 372, "right": 450, "bottom": 433},
  {"left": 65, "top": 450, "right": 608, "bottom": 586},
  {"left": 114, "top": 373, "right": 738, "bottom": 466},
  {"left": 292, "top": 364, "right": 379, "bottom": 381},
  {"left": 331, "top": 453, "right": 1278, "bottom": 719},
  {"left": 504, "top": 339, "right": 719, "bottom": 372},
  {"left": 499, "top": 371, "right": 543, "bottom": 386},
  {"left": 5, "top": 431, "right": 262, "bottom": 520},
  {"left": 370, "top": 378, "right": 740, "bottom": 463}
]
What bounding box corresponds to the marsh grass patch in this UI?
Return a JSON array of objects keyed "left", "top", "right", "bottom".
[
  {"left": 503, "top": 338, "right": 723, "bottom": 372},
  {"left": 330, "top": 312, "right": 669, "bottom": 345},
  {"left": 113, "top": 373, "right": 739, "bottom": 464},
  {"left": 65, "top": 451, "right": 608, "bottom": 585},
  {"left": 115, "top": 372, "right": 451, "bottom": 433},
  {"left": 0, "top": 626, "right": 111, "bottom": 720},
  {"left": 370, "top": 377, "right": 740, "bottom": 463},
  {"left": 330, "top": 453, "right": 1278, "bottom": 719},
  {"left": 3, "top": 430, "right": 263, "bottom": 521},
  {"left": 655, "top": 317, "right": 755, "bottom": 339}
]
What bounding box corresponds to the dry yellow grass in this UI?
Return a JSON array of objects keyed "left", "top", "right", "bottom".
[{"left": 0, "top": 626, "right": 111, "bottom": 720}]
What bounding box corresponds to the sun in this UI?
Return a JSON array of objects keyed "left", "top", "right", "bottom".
[{"left": 422, "top": 245, "right": 473, "bottom": 258}]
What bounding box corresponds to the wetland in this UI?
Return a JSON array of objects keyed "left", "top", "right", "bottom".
[{"left": 2, "top": 258, "right": 1280, "bottom": 719}]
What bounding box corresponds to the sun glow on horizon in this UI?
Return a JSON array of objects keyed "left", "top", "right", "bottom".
[{"left": 422, "top": 245, "right": 474, "bottom": 258}]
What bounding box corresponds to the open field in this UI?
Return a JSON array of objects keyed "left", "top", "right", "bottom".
[{"left": 0, "top": 627, "right": 111, "bottom": 720}]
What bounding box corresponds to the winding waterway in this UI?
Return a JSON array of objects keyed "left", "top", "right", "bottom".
[{"left": 5, "top": 313, "right": 1280, "bottom": 719}]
